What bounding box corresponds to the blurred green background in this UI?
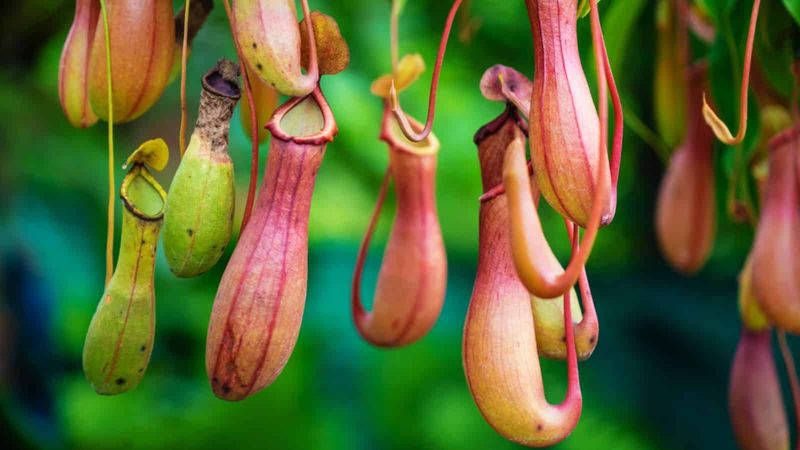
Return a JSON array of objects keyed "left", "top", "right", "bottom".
[{"left": 0, "top": 0, "right": 794, "bottom": 449}]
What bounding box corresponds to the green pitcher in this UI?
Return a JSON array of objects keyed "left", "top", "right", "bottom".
[{"left": 83, "top": 163, "right": 166, "bottom": 395}]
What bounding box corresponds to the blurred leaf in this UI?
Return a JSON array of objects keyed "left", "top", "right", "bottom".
[
  {"left": 756, "top": 0, "right": 797, "bottom": 100},
  {"left": 702, "top": 0, "right": 740, "bottom": 20},
  {"left": 3, "top": 2, "right": 796, "bottom": 450},
  {"left": 602, "top": 0, "right": 647, "bottom": 66},
  {"left": 782, "top": 0, "right": 800, "bottom": 25}
]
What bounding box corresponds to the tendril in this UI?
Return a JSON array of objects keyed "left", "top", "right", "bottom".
[
  {"left": 505, "top": 131, "right": 609, "bottom": 298},
  {"left": 99, "top": 0, "right": 114, "bottom": 286},
  {"left": 589, "top": 0, "right": 609, "bottom": 182},
  {"left": 590, "top": 0, "right": 623, "bottom": 214},
  {"left": 296, "top": 0, "right": 320, "bottom": 89},
  {"left": 298, "top": 0, "right": 319, "bottom": 85},
  {"left": 179, "top": 0, "right": 191, "bottom": 157},
  {"left": 351, "top": 168, "right": 392, "bottom": 320},
  {"left": 563, "top": 224, "right": 580, "bottom": 392},
  {"left": 389, "top": 0, "right": 463, "bottom": 142},
  {"left": 701, "top": 0, "right": 761, "bottom": 145},
  {"left": 566, "top": 219, "right": 600, "bottom": 343},
  {"left": 505, "top": 0, "right": 612, "bottom": 299}
]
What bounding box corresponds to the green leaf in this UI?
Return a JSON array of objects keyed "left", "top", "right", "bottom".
[
  {"left": 701, "top": 0, "right": 739, "bottom": 21},
  {"left": 757, "top": 0, "right": 796, "bottom": 99},
  {"left": 391, "top": 0, "right": 406, "bottom": 17},
  {"left": 602, "top": 0, "right": 647, "bottom": 65},
  {"left": 782, "top": 0, "right": 800, "bottom": 25}
]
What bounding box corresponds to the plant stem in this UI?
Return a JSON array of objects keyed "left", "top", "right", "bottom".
[
  {"left": 179, "top": 0, "right": 191, "bottom": 157},
  {"left": 99, "top": 0, "right": 114, "bottom": 286}
]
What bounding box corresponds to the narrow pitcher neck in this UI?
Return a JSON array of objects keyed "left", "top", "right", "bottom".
[
  {"left": 113, "top": 208, "right": 161, "bottom": 283},
  {"left": 196, "top": 60, "right": 242, "bottom": 151},
  {"left": 388, "top": 147, "right": 438, "bottom": 218}
]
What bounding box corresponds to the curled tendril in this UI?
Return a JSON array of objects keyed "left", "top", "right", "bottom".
[
  {"left": 701, "top": 0, "right": 761, "bottom": 145},
  {"left": 389, "top": 0, "right": 463, "bottom": 142},
  {"left": 505, "top": 0, "right": 615, "bottom": 299},
  {"left": 478, "top": 26, "right": 623, "bottom": 214},
  {"left": 504, "top": 133, "right": 609, "bottom": 299},
  {"left": 530, "top": 220, "right": 600, "bottom": 361}
]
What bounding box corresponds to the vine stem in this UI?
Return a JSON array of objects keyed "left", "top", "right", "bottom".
[
  {"left": 179, "top": 0, "right": 191, "bottom": 157},
  {"left": 221, "top": 0, "right": 260, "bottom": 231},
  {"left": 99, "top": 0, "right": 114, "bottom": 286},
  {"left": 351, "top": 168, "right": 392, "bottom": 319},
  {"left": 563, "top": 222, "right": 580, "bottom": 399}
]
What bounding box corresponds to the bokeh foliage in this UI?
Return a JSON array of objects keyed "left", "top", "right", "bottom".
[{"left": 0, "top": 0, "right": 798, "bottom": 449}]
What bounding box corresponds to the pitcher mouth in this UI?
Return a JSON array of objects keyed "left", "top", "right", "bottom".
[
  {"left": 202, "top": 59, "right": 242, "bottom": 100},
  {"left": 120, "top": 165, "right": 167, "bottom": 221},
  {"left": 265, "top": 87, "right": 338, "bottom": 146},
  {"left": 474, "top": 106, "right": 529, "bottom": 146}
]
